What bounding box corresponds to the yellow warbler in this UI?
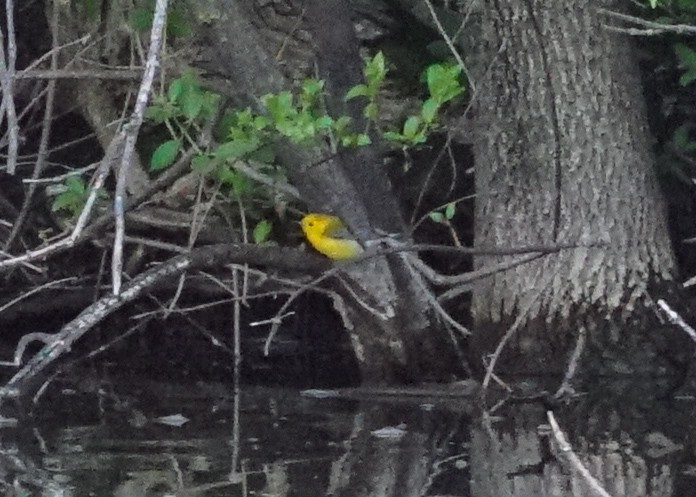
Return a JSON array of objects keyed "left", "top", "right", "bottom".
[{"left": 301, "top": 213, "right": 363, "bottom": 261}]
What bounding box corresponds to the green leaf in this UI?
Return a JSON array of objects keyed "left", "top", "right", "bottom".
[
  {"left": 65, "top": 176, "right": 87, "bottom": 195},
  {"left": 263, "top": 91, "right": 295, "bottom": 122},
  {"left": 302, "top": 79, "right": 324, "bottom": 98},
  {"left": 253, "top": 219, "right": 273, "bottom": 244},
  {"left": 674, "top": 125, "right": 690, "bottom": 149},
  {"left": 427, "top": 63, "right": 464, "bottom": 104},
  {"left": 215, "top": 138, "right": 260, "bottom": 160},
  {"left": 345, "top": 84, "right": 370, "bottom": 100},
  {"left": 168, "top": 79, "right": 184, "bottom": 103},
  {"left": 445, "top": 202, "right": 456, "bottom": 220},
  {"left": 673, "top": 125, "right": 696, "bottom": 151},
  {"left": 253, "top": 115, "right": 272, "bottom": 131},
  {"left": 365, "top": 51, "right": 387, "bottom": 87},
  {"left": 675, "top": 43, "right": 696, "bottom": 71},
  {"left": 236, "top": 108, "right": 254, "bottom": 127},
  {"left": 403, "top": 116, "right": 422, "bottom": 139},
  {"left": 150, "top": 140, "right": 181, "bottom": 171},
  {"left": 220, "top": 169, "right": 251, "bottom": 197},
  {"left": 201, "top": 92, "right": 220, "bottom": 119},
  {"left": 429, "top": 212, "right": 445, "bottom": 224},
  {"left": 315, "top": 115, "right": 334, "bottom": 130},
  {"left": 421, "top": 98, "right": 440, "bottom": 124},
  {"left": 192, "top": 154, "right": 214, "bottom": 172},
  {"left": 384, "top": 131, "right": 405, "bottom": 142},
  {"left": 52, "top": 176, "right": 89, "bottom": 215},
  {"left": 146, "top": 101, "right": 176, "bottom": 123},
  {"left": 680, "top": 69, "right": 696, "bottom": 87},
  {"left": 181, "top": 90, "right": 204, "bottom": 120},
  {"left": 364, "top": 102, "right": 378, "bottom": 120},
  {"left": 356, "top": 134, "right": 371, "bottom": 146}
]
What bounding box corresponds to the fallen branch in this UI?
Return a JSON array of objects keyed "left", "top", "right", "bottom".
[{"left": 0, "top": 244, "right": 328, "bottom": 399}]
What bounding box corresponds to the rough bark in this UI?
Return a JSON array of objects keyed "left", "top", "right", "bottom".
[{"left": 466, "top": 0, "right": 690, "bottom": 376}]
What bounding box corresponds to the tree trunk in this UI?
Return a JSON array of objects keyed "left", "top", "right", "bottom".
[{"left": 467, "top": 0, "right": 691, "bottom": 376}]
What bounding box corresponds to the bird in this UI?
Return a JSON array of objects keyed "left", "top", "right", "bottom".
[{"left": 300, "top": 213, "right": 364, "bottom": 261}]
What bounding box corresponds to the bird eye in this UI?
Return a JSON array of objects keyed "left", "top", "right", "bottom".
[{"left": 308, "top": 221, "right": 314, "bottom": 226}]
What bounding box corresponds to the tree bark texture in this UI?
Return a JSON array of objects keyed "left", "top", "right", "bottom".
[{"left": 467, "top": 0, "right": 687, "bottom": 375}]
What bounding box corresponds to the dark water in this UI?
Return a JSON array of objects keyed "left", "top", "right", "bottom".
[
  {"left": 0, "top": 379, "right": 471, "bottom": 497},
  {"left": 2, "top": 378, "right": 696, "bottom": 497}
]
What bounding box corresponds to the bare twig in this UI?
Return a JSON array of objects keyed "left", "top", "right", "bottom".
[
  {"left": 263, "top": 270, "right": 337, "bottom": 356},
  {"left": 437, "top": 253, "right": 546, "bottom": 301},
  {"left": 656, "top": 299, "right": 696, "bottom": 343},
  {"left": 4, "top": 0, "right": 60, "bottom": 250},
  {"left": 0, "top": 276, "right": 76, "bottom": 316},
  {"left": 0, "top": 146, "right": 194, "bottom": 273},
  {"left": 70, "top": 138, "right": 122, "bottom": 243},
  {"left": 235, "top": 160, "right": 301, "bottom": 200},
  {"left": 598, "top": 7, "right": 696, "bottom": 36},
  {"left": 0, "top": 332, "right": 57, "bottom": 368},
  {"left": 16, "top": 68, "right": 143, "bottom": 80},
  {"left": 18, "top": 33, "right": 92, "bottom": 74},
  {"left": 0, "top": 0, "right": 19, "bottom": 175},
  {"left": 402, "top": 252, "right": 470, "bottom": 337},
  {"left": 554, "top": 325, "right": 586, "bottom": 398},
  {"left": 481, "top": 268, "right": 558, "bottom": 394},
  {"left": 546, "top": 411, "right": 615, "bottom": 497},
  {"left": 232, "top": 268, "right": 242, "bottom": 387},
  {"left": 112, "top": 0, "right": 168, "bottom": 295},
  {"left": 0, "top": 244, "right": 327, "bottom": 396}
]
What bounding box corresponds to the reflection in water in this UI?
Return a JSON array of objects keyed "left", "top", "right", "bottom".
[
  {"left": 0, "top": 380, "right": 694, "bottom": 496},
  {"left": 0, "top": 381, "right": 470, "bottom": 497}
]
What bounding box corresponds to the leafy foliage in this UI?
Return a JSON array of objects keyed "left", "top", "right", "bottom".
[
  {"left": 51, "top": 176, "right": 106, "bottom": 218},
  {"left": 675, "top": 43, "right": 696, "bottom": 86},
  {"left": 384, "top": 63, "right": 465, "bottom": 145},
  {"left": 145, "top": 53, "right": 467, "bottom": 245}
]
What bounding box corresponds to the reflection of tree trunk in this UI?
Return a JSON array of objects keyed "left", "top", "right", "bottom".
[
  {"left": 328, "top": 405, "right": 465, "bottom": 497},
  {"left": 469, "top": 402, "right": 680, "bottom": 497},
  {"left": 466, "top": 0, "right": 688, "bottom": 376}
]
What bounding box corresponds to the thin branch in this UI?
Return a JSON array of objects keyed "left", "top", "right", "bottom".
[
  {"left": 656, "top": 299, "right": 696, "bottom": 343},
  {"left": 0, "top": 244, "right": 328, "bottom": 397},
  {"left": 0, "top": 145, "right": 194, "bottom": 273},
  {"left": 598, "top": 7, "right": 696, "bottom": 36},
  {"left": 235, "top": 160, "right": 301, "bottom": 200},
  {"left": 263, "top": 270, "right": 337, "bottom": 356},
  {"left": 554, "top": 325, "right": 586, "bottom": 398},
  {"left": 0, "top": 276, "right": 77, "bottom": 316},
  {"left": 16, "top": 69, "right": 143, "bottom": 80},
  {"left": 4, "top": 0, "right": 60, "bottom": 250},
  {"left": 546, "top": 411, "right": 615, "bottom": 497},
  {"left": 112, "top": 0, "right": 168, "bottom": 295},
  {"left": 481, "top": 267, "right": 559, "bottom": 394},
  {"left": 402, "top": 253, "right": 470, "bottom": 336},
  {"left": 0, "top": 0, "right": 19, "bottom": 175}
]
